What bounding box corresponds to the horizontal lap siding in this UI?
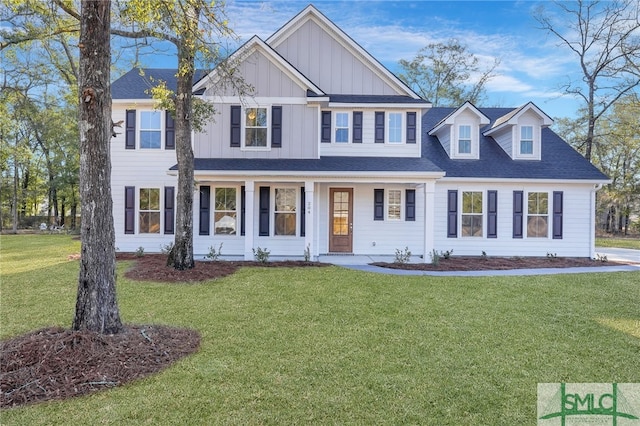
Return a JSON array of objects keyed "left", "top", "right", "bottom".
[
  {"left": 317, "top": 183, "right": 425, "bottom": 255},
  {"left": 433, "top": 182, "right": 594, "bottom": 257},
  {"left": 111, "top": 105, "right": 180, "bottom": 253}
]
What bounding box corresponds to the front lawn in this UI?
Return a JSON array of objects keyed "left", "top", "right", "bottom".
[
  {"left": 1, "top": 234, "right": 639, "bottom": 425},
  {"left": 596, "top": 236, "right": 640, "bottom": 250}
]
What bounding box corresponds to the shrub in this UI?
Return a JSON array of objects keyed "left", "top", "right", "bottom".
[
  {"left": 546, "top": 252, "right": 557, "bottom": 261},
  {"left": 205, "top": 243, "right": 223, "bottom": 261},
  {"left": 394, "top": 247, "right": 412, "bottom": 264},
  {"left": 135, "top": 246, "right": 145, "bottom": 257},
  {"left": 160, "top": 242, "right": 174, "bottom": 255},
  {"left": 480, "top": 251, "right": 488, "bottom": 260},
  {"left": 441, "top": 249, "right": 453, "bottom": 260},
  {"left": 253, "top": 247, "right": 270, "bottom": 263},
  {"left": 430, "top": 249, "right": 440, "bottom": 266},
  {"left": 303, "top": 245, "right": 311, "bottom": 262}
]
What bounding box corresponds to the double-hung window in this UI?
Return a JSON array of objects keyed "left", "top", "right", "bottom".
[
  {"left": 245, "top": 108, "right": 268, "bottom": 148},
  {"left": 387, "top": 190, "right": 401, "bottom": 220},
  {"left": 139, "top": 188, "right": 160, "bottom": 233},
  {"left": 140, "top": 111, "right": 162, "bottom": 149},
  {"left": 214, "top": 188, "right": 237, "bottom": 235},
  {"left": 461, "top": 191, "right": 483, "bottom": 237},
  {"left": 520, "top": 126, "right": 533, "bottom": 155},
  {"left": 335, "top": 112, "right": 349, "bottom": 143},
  {"left": 274, "top": 188, "right": 297, "bottom": 236},
  {"left": 527, "top": 192, "right": 548, "bottom": 237},
  {"left": 388, "top": 113, "right": 403, "bottom": 144},
  {"left": 458, "top": 125, "right": 472, "bottom": 154}
]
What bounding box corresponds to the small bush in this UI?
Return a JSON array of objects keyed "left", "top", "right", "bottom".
[
  {"left": 441, "top": 249, "right": 453, "bottom": 260},
  {"left": 430, "top": 249, "right": 440, "bottom": 266},
  {"left": 546, "top": 252, "right": 557, "bottom": 261},
  {"left": 160, "top": 242, "right": 174, "bottom": 255},
  {"left": 596, "top": 253, "right": 608, "bottom": 263},
  {"left": 303, "top": 245, "right": 311, "bottom": 262},
  {"left": 253, "top": 247, "right": 270, "bottom": 263},
  {"left": 205, "top": 243, "right": 223, "bottom": 261},
  {"left": 135, "top": 246, "right": 145, "bottom": 257},
  {"left": 394, "top": 246, "right": 412, "bottom": 264},
  {"left": 480, "top": 251, "right": 488, "bottom": 260}
]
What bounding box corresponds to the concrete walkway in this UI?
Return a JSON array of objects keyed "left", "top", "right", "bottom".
[{"left": 317, "top": 248, "right": 640, "bottom": 277}]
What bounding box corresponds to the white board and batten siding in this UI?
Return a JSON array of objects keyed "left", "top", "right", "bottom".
[
  {"left": 273, "top": 19, "right": 400, "bottom": 96},
  {"left": 111, "top": 103, "right": 178, "bottom": 253},
  {"left": 433, "top": 181, "right": 597, "bottom": 258}
]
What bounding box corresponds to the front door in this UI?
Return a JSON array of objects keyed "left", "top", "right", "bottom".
[{"left": 329, "top": 188, "right": 353, "bottom": 253}]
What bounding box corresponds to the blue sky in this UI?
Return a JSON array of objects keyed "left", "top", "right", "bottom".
[{"left": 139, "top": 1, "right": 583, "bottom": 119}]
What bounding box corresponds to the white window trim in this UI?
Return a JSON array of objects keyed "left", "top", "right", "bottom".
[
  {"left": 460, "top": 190, "right": 484, "bottom": 238},
  {"left": 514, "top": 125, "right": 540, "bottom": 160},
  {"left": 333, "top": 111, "right": 351, "bottom": 143},
  {"left": 451, "top": 124, "right": 477, "bottom": 159},
  {"left": 272, "top": 186, "right": 299, "bottom": 237},
  {"left": 213, "top": 186, "right": 240, "bottom": 236},
  {"left": 138, "top": 187, "right": 161, "bottom": 234},
  {"left": 241, "top": 106, "right": 271, "bottom": 151},
  {"left": 526, "top": 191, "right": 549, "bottom": 238},
  {"left": 386, "top": 112, "right": 404, "bottom": 144},
  {"left": 138, "top": 110, "right": 164, "bottom": 149},
  {"left": 518, "top": 125, "right": 535, "bottom": 157},
  {"left": 457, "top": 124, "right": 472, "bottom": 155}
]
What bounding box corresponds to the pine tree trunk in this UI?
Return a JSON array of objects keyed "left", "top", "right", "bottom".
[
  {"left": 72, "top": 0, "right": 123, "bottom": 334},
  {"left": 167, "top": 45, "right": 195, "bottom": 270}
]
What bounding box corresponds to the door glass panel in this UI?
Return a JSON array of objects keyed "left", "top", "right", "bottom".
[{"left": 332, "top": 191, "right": 349, "bottom": 236}]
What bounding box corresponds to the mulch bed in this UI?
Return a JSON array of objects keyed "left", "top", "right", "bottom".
[
  {"left": 118, "top": 253, "right": 329, "bottom": 283},
  {"left": 371, "top": 256, "right": 624, "bottom": 271},
  {"left": 0, "top": 325, "right": 200, "bottom": 409}
]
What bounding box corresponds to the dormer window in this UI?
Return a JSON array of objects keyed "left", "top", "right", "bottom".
[
  {"left": 458, "top": 125, "right": 472, "bottom": 154},
  {"left": 520, "top": 126, "right": 533, "bottom": 155}
]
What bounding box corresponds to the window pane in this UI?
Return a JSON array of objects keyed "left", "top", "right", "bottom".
[
  {"left": 520, "top": 140, "right": 533, "bottom": 154},
  {"left": 459, "top": 125, "right": 471, "bottom": 139},
  {"left": 388, "top": 189, "right": 401, "bottom": 220},
  {"left": 458, "top": 140, "right": 471, "bottom": 154},
  {"left": 462, "top": 192, "right": 482, "bottom": 213},
  {"left": 388, "top": 113, "right": 402, "bottom": 143},
  {"left": 245, "top": 108, "right": 267, "bottom": 127},
  {"left": 139, "top": 188, "right": 149, "bottom": 209},
  {"left": 149, "top": 188, "right": 160, "bottom": 210},
  {"left": 527, "top": 216, "right": 548, "bottom": 237},
  {"left": 215, "top": 188, "right": 236, "bottom": 211},
  {"left": 139, "top": 212, "right": 160, "bottom": 234},
  {"left": 521, "top": 126, "right": 533, "bottom": 140},
  {"left": 140, "top": 131, "right": 161, "bottom": 149},
  {"left": 275, "top": 188, "right": 296, "bottom": 236},
  {"left": 275, "top": 213, "right": 296, "bottom": 235},
  {"left": 336, "top": 128, "right": 349, "bottom": 143},
  {"left": 245, "top": 128, "right": 267, "bottom": 147},
  {"left": 141, "top": 111, "right": 161, "bottom": 129},
  {"left": 275, "top": 188, "right": 296, "bottom": 211},
  {"left": 214, "top": 212, "right": 236, "bottom": 235},
  {"left": 336, "top": 113, "right": 348, "bottom": 127}
]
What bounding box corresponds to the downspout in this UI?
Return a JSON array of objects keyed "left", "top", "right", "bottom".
[{"left": 590, "top": 183, "right": 604, "bottom": 259}]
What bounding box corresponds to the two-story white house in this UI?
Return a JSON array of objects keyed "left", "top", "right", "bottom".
[{"left": 110, "top": 5, "right": 609, "bottom": 261}]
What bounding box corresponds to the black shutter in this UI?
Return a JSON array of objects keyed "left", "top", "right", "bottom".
[
  {"left": 487, "top": 190, "right": 497, "bottom": 238},
  {"left": 406, "top": 112, "right": 417, "bottom": 144},
  {"left": 199, "top": 186, "right": 210, "bottom": 236},
  {"left": 300, "top": 187, "right": 306, "bottom": 237},
  {"left": 321, "top": 111, "right": 331, "bottom": 143},
  {"left": 553, "top": 191, "right": 563, "bottom": 239},
  {"left": 165, "top": 111, "right": 175, "bottom": 150},
  {"left": 405, "top": 189, "right": 416, "bottom": 221},
  {"left": 230, "top": 105, "right": 241, "bottom": 147},
  {"left": 164, "top": 186, "right": 174, "bottom": 234},
  {"left": 125, "top": 109, "right": 136, "bottom": 149},
  {"left": 240, "top": 186, "right": 246, "bottom": 236},
  {"left": 259, "top": 186, "right": 270, "bottom": 236},
  {"left": 124, "top": 186, "right": 135, "bottom": 234},
  {"left": 447, "top": 190, "right": 458, "bottom": 238},
  {"left": 374, "top": 189, "right": 384, "bottom": 221},
  {"left": 353, "top": 111, "right": 363, "bottom": 143},
  {"left": 271, "top": 106, "right": 282, "bottom": 148},
  {"left": 375, "top": 112, "right": 385, "bottom": 143},
  {"left": 513, "top": 191, "right": 524, "bottom": 239}
]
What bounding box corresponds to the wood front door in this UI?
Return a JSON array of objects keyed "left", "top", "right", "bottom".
[{"left": 329, "top": 188, "right": 353, "bottom": 253}]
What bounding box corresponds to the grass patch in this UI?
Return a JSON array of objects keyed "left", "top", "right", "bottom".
[
  {"left": 596, "top": 236, "right": 640, "bottom": 249},
  {"left": 2, "top": 234, "right": 639, "bottom": 424}
]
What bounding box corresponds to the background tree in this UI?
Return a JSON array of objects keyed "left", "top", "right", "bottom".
[
  {"left": 536, "top": 0, "right": 640, "bottom": 162},
  {"left": 112, "top": 0, "right": 249, "bottom": 270},
  {"left": 72, "top": 0, "right": 122, "bottom": 333},
  {"left": 398, "top": 39, "right": 500, "bottom": 107}
]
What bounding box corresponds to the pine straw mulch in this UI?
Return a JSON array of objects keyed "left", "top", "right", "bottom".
[
  {"left": 371, "top": 255, "right": 630, "bottom": 271},
  {"left": 1, "top": 325, "right": 200, "bottom": 409}
]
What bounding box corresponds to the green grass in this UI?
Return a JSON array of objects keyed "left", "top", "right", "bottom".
[
  {"left": 596, "top": 236, "right": 640, "bottom": 249},
  {"left": 1, "top": 235, "right": 639, "bottom": 425}
]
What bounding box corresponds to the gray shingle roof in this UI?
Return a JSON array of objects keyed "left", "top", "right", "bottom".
[
  {"left": 112, "top": 68, "right": 208, "bottom": 99},
  {"left": 181, "top": 157, "right": 442, "bottom": 174},
  {"left": 423, "top": 108, "right": 609, "bottom": 180}
]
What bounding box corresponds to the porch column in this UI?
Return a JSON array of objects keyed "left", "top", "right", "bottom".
[
  {"left": 423, "top": 181, "right": 436, "bottom": 263},
  {"left": 304, "top": 181, "right": 315, "bottom": 260},
  {"left": 244, "top": 180, "right": 255, "bottom": 260}
]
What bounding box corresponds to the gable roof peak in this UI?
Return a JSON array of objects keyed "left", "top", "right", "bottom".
[
  {"left": 427, "top": 101, "right": 490, "bottom": 135},
  {"left": 486, "top": 102, "right": 553, "bottom": 134}
]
